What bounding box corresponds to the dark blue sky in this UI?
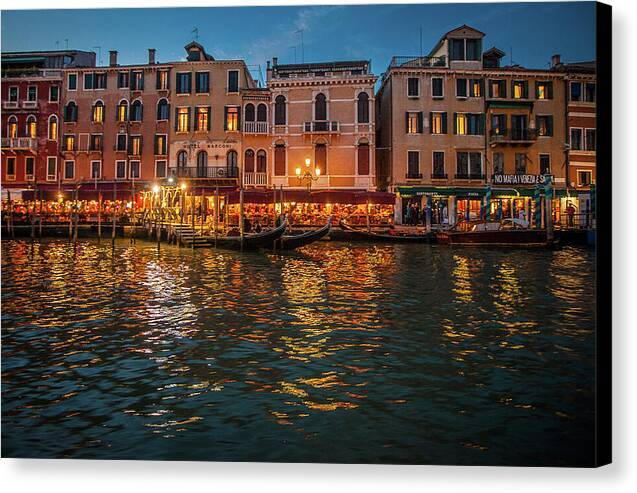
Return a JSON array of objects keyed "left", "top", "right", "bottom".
[{"left": 2, "top": 2, "right": 595, "bottom": 85}]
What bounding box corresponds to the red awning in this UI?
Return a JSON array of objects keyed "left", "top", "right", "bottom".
[{"left": 223, "top": 189, "right": 395, "bottom": 205}]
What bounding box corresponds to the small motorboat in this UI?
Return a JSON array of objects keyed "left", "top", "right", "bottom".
[
  {"left": 275, "top": 217, "right": 332, "bottom": 250},
  {"left": 339, "top": 219, "right": 436, "bottom": 243},
  {"left": 437, "top": 218, "right": 555, "bottom": 247},
  {"left": 206, "top": 217, "right": 288, "bottom": 250}
]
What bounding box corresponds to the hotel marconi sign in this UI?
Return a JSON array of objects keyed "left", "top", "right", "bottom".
[{"left": 492, "top": 174, "right": 553, "bottom": 185}]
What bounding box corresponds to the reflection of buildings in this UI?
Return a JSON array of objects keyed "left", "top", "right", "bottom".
[{"left": 376, "top": 25, "right": 596, "bottom": 224}]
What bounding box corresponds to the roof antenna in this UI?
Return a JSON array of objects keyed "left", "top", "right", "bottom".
[
  {"left": 92, "top": 46, "right": 102, "bottom": 66},
  {"left": 295, "top": 29, "right": 304, "bottom": 63},
  {"left": 64, "top": 39, "right": 69, "bottom": 50},
  {"left": 55, "top": 40, "right": 60, "bottom": 50},
  {"left": 419, "top": 26, "right": 423, "bottom": 58},
  {"left": 289, "top": 45, "right": 297, "bottom": 64},
  {"left": 191, "top": 27, "right": 199, "bottom": 42}
]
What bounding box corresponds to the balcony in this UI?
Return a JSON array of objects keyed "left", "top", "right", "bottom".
[
  {"left": 244, "top": 172, "right": 267, "bottom": 186},
  {"left": 387, "top": 55, "right": 447, "bottom": 69},
  {"left": 243, "top": 121, "right": 268, "bottom": 134},
  {"left": 168, "top": 166, "right": 239, "bottom": 180},
  {"left": 2, "top": 101, "right": 18, "bottom": 109},
  {"left": 22, "top": 101, "right": 38, "bottom": 109},
  {"left": 304, "top": 121, "right": 339, "bottom": 133},
  {"left": 489, "top": 128, "right": 538, "bottom": 145},
  {"left": 455, "top": 173, "right": 486, "bottom": 180},
  {"left": 1, "top": 137, "right": 37, "bottom": 150}
]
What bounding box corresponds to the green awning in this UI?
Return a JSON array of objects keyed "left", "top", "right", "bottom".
[
  {"left": 397, "top": 186, "right": 568, "bottom": 198},
  {"left": 2, "top": 56, "right": 46, "bottom": 63}
]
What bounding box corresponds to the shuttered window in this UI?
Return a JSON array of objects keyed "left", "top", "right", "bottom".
[
  {"left": 274, "top": 145, "right": 286, "bottom": 176},
  {"left": 357, "top": 144, "right": 370, "bottom": 175}
]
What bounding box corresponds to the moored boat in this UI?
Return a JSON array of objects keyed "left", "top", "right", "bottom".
[
  {"left": 204, "top": 217, "right": 288, "bottom": 250},
  {"left": 437, "top": 219, "right": 555, "bottom": 247},
  {"left": 276, "top": 218, "right": 332, "bottom": 250},
  {"left": 339, "top": 219, "right": 436, "bottom": 243}
]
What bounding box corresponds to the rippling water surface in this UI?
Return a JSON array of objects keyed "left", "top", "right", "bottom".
[{"left": 2, "top": 239, "right": 595, "bottom": 465}]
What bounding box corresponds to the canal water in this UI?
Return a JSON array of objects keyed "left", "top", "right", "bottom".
[{"left": 1, "top": 239, "right": 596, "bottom": 465}]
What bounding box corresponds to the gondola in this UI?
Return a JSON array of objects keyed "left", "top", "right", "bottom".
[
  {"left": 205, "top": 217, "right": 288, "bottom": 250},
  {"left": 276, "top": 218, "right": 332, "bottom": 250},
  {"left": 436, "top": 219, "right": 556, "bottom": 248},
  {"left": 339, "top": 219, "right": 436, "bottom": 243}
]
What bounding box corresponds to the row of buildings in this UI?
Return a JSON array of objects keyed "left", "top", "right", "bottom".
[{"left": 1, "top": 25, "right": 596, "bottom": 223}]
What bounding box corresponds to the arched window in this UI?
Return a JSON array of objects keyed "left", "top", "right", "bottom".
[
  {"left": 177, "top": 150, "right": 188, "bottom": 173},
  {"left": 244, "top": 103, "right": 255, "bottom": 122},
  {"left": 274, "top": 142, "right": 286, "bottom": 176},
  {"left": 274, "top": 95, "right": 286, "bottom": 125},
  {"left": 92, "top": 100, "right": 104, "bottom": 123},
  {"left": 130, "top": 100, "right": 143, "bottom": 122},
  {"left": 315, "top": 93, "right": 327, "bottom": 121},
  {"left": 48, "top": 115, "right": 58, "bottom": 140},
  {"left": 26, "top": 115, "right": 37, "bottom": 139},
  {"left": 157, "top": 98, "right": 169, "bottom": 121},
  {"left": 227, "top": 150, "right": 238, "bottom": 177},
  {"left": 117, "top": 100, "right": 128, "bottom": 122},
  {"left": 256, "top": 103, "right": 267, "bottom": 122},
  {"left": 64, "top": 101, "right": 78, "bottom": 122},
  {"left": 357, "top": 92, "right": 370, "bottom": 124},
  {"left": 357, "top": 140, "right": 370, "bottom": 175},
  {"left": 244, "top": 149, "right": 255, "bottom": 173},
  {"left": 256, "top": 149, "right": 267, "bottom": 173},
  {"left": 7, "top": 116, "right": 18, "bottom": 138},
  {"left": 196, "top": 150, "right": 208, "bottom": 178}
]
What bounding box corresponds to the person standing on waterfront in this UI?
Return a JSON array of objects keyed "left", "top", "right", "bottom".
[{"left": 566, "top": 202, "right": 576, "bottom": 228}]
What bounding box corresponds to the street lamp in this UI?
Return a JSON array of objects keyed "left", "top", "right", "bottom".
[{"left": 295, "top": 157, "right": 321, "bottom": 191}]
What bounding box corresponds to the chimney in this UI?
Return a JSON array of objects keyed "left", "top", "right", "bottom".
[
  {"left": 109, "top": 50, "right": 118, "bottom": 67},
  {"left": 273, "top": 57, "right": 278, "bottom": 66},
  {"left": 551, "top": 54, "right": 561, "bottom": 68},
  {"left": 266, "top": 60, "right": 272, "bottom": 83},
  {"left": 148, "top": 48, "right": 156, "bottom": 65}
]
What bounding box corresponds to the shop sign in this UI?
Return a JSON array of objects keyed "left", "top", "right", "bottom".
[{"left": 492, "top": 174, "right": 552, "bottom": 185}]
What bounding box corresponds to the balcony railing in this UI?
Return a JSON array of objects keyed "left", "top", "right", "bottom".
[
  {"left": 455, "top": 173, "right": 486, "bottom": 180},
  {"left": 244, "top": 172, "right": 268, "bottom": 186},
  {"left": 304, "top": 121, "right": 339, "bottom": 133},
  {"left": 22, "top": 101, "right": 38, "bottom": 109},
  {"left": 388, "top": 55, "right": 447, "bottom": 69},
  {"left": 2, "top": 101, "right": 18, "bottom": 109},
  {"left": 1, "top": 137, "right": 37, "bottom": 150},
  {"left": 168, "top": 166, "right": 239, "bottom": 179},
  {"left": 243, "top": 121, "right": 268, "bottom": 133},
  {"left": 489, "top": 128, "right": 538, "bottom": 144}
]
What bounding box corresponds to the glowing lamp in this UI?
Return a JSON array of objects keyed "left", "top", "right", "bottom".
[
  {"left": 168, "top": 177, "right": 174, "bottom": 184},
  {"left": 295, "top": 167, "right": 302, "bottom": 176},
  {"left": 180, "top": 183, "right": 187, "bottom": 190},
  {"left": 305, "top": 158, "right": 311, "bottom": 167},
  {"left": 152, "top": 185, "right": 160, "bottom": 194},
  {"left": 315, "top": 168, "right": 321, "bottom": 177}
]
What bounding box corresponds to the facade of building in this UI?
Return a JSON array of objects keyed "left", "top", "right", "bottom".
[
  {"left": 376, "top": 25, "right": 586, "bottom": 225},
  {"left": 266, "top": 59, "right": 377, "bottom": 192}
]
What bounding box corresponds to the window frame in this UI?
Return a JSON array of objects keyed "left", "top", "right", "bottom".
[
  {"left": 155, "top": 159, "right": 167, "bottom": 179},
  {"left": 406, "top": 150, "right": 421, "bottom": 178},
  {"left": 431, "top": 77, "right": 444, "bottom": 98},
  {"left": 63, "top": 159, "right": 75, "bottom": 180},
  {"left": 67, "top": 73, "right": 77, "bottom": 91},
  {"left": 49, "top": 85, "right": 60, "bottom": 102},
  {"left": 432, "top": 150, "right": 445, "bottom": 177},
  {"left": 195, "top": 71, "right": 210, "bottom": 94},
  {"left": 539, "top": 153, "right": 551, "bottom": 175},
  {"left": 90, "top": 160, "right": 102, "bottom": 179},
  {"left": 6, "top": 156, "right": 16, "bottom": 180},
  {"left": 585, "top": 128, "right": 596, "bottom": 151},
  {"left": 227, "top": 69, "right": 240, "bottom": 94},
  {"left": 128, "top": 160, "right": 141, "bottom": 179},
  {"left": 570, "top": 127, "right": 583, "bottom": 151},
  {"left": 115, "top": 160, "right": 127, "bottom": 180},
  {"left": 407, "top": 77, "right": 420, "bottom": 98},
  {"left": 25, "top": 156, "right": 35, "bottom": 181},
  {"left": 577, "top": 170, "right": 592, "bottom": 187}
]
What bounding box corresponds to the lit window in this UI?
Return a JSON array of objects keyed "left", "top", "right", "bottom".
[
  {"left": 7, "top": 117, "right": 18, "bottom": 138},
  {"left": 64, "top": 134, "right": 75, "bottom": 151},
  {"left": 470, "top": 79, "right": 482, "bottom": 97},
  {"left": 154, "top": 134, "right": 167, "bottom": 155},
  {"left": 48, "top": 116, "right": 58, "bottom": 140},
  {"left": 406, "top": 112, "right": 421, "bottom": 134},
  {"left": 26, "top": 116, "right": 37, "bottom": 138},
  {"left": 225, "top": 106, "right": 238, "bottom": 131},
  {"left": 536, "top": 81, "right": 552, "bottom": 99},
  {"left": 129, "top": 136, "right": 141, "bottom": 156},
  {"left": 177, "top": 107, "right": 190, "bottom": 132},
  {"left": 195, "top": 106, "right": 210, "bottom": 132},
  {"left": 536, "top": 116, "right": 553, "bottom": 137},
  {"left": 455, "top": 113, "right": 467, "bottom": 135},
  {"left": 512, "top": 81, "right": 526, "bottom": 99},
  {"left": 93, "top": 101, "right": 104, "bottom": 123},
  {"left": 430, "top": 112, "right": 445, "bottom": 134},
  {"left": 157, "top": 70, "right": 169, "bottom": 90},
  {"left": 131, "top": 71, "right": 144, "bottom": 91},
  {"left": 117, "top": 101, "right": 128, "bottom": 122}
]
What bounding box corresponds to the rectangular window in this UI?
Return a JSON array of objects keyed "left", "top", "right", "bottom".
[
  {"left": 116, "top": 160, "right": 127, "bottom": 179},
  {"left": 456, "top": 152, "right": 482, "bottom": 177},
  {"left": 131, "top": 71, "right": 144, "bottom": 91},
  {"left": 539, "top": 154, "right": 551, "bottom": 175},
  {"left": 406, "top": 112, "right": 422, "bottom": 134},
  {"left": 570, "top": 82, "right": 582, "bottom": 101},
  {"left": 515, "top": 153, "right": 527, "bottom": 174},
  {"left": 83, "top": 73, "right": 94, "bottom": 90},
  {"left": 95, "top": 73, "right": 107, "bottom": 89},
  {"left": 154, "top": 134, "right": 167, "bottom": 155},
  {"left": 585, "top": 82, "right": 596, "bottom": 102},
  {"left": 570, "top": 128, "right": 583, "bottom": 150},
  {"left": 64, "top": 160, "right": 75, "bottom": 180},
  {"left": 431, "top": 77, "right": 444, "bottom": 98},
  {"left": 466, "top": 113, "right": 484, "bottom": 135},
  {"left": 64, "top": 134, "right": 75, "bottom": 151},
  {"left": 407, "top": 77, "right": 419, "bottom": 97},
  {"left": 129, "top": 160, "right": 140, "bottom": 179},
  {"left": 8, "top": 86, "right": 18, "bottom": 101},
  {"left": 491, "top": 114, "right": 506, "bottom": 134},
  {"left": 469, "top": 152, "right": 482, "bottom": 176},
  {"left": 68, "top": 73, "right": 77, "bottom": 91},
  {"left": 493, "top": 152, "right": 504, "bottom": 174},
  {"left": 578, "top": 170, "right": 592, "bottom": 186},
  {"left": 430, "top": 112, "right": 446, "bottom": 134},
  {"left": 456, "top": 78, "right": 467, "bottom": 98},
  {"left": 469, "top": 79, "right": 482, "bottom": 97},
  {"left": 456, "top": 152, "right": 468, "bottom": 176},
  {"left": 585, "top": 129, "right": 596, "bottom": 151},
  {"left": 195, "top": 106, "right": 210, "bottom": 132},
  {"left": 466, "top": 39, "right": 481, "bottom": 61},
  {"left": 129, "top": 136, "right": 141, "bottom": 156},
  {"left": 455, "top": 113, "right": 467, "bottom": 135},
  {"left": 91, "top": 160, "right": 102, "bottom": 179},
  {"left": 49, "top": 86, "right": 59, "bottom": 102},
  {"left": 315, "top": 143, "right": 327, "bottom": 174},
  {"left": 47, "top": 156, "right": 57, "bottom": 181},
  {"left": 177, "top": 107, "right": 190, "bottom": 132},
  {"left": 536, "top": 81, "right": 553, "bottom": 99},
  {"left": 450, "top": 39, "right": 465, "bottom": 61},
  {"left": 6, "top": 157, "right": 16, "bottom": 178},
  {"left": 157, "top": 70, "right": 169, "bottom": 90},
  {"left": 25, "top": 156, "right": 35, "bottom": 180},
  {"left": 407, "top": 151, "right": 420, "bottom": 178},
  {"left": 155, "top": 160, "right": 167, "bottom": 178},
  {"left": 490, "top": 80, "right": 506, "bottom": 98},
  {"left": 274, "top": 144, "right": 286, "bottom": 176},
  {"left": 27, "top": 85, "right": 37, "bottom": 101},
  {"left": 118, "top": 72, "right": 129, "bottom": 89},
  {"left": 176, "top": 72, "right": 192, "bottom": 94},
  {"left": 90, "top": 134, "right": 103, "bottom": 151},
  {"left": 512, "top": 80, "right": 527, "bottom": 99},
  {"left": 536, "top": 115, "right": 554, "bottom": 137},
  {"left": 225, "top": 106, "right": 239, "bottom": 131},
  {"left": 228, "top": 70, "right": 239, "bottom": 93},
  {"left": 195, "top": 71, "right": 210, "bottom": 93},
  {"left": 432, "top": 151, "right": 445, "bottom": 177},
  {"left": 116, "top": 133, "right": 128, "bottom": 151}
]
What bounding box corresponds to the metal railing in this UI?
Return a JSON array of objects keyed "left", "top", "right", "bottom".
[
  {"left": 22, "top": 101, "right": 38, "bottom": 109},
  {"left": 2, "top": 101, "right": 18, "bottom": 109},
  {"left": 489, "top": 128, "right": 538, "bottom": 143},
  {"left": 1, "top": 137, "right": 37, "bottom": 150},
  {"left": 244, "top": 172, "right": 267, "bottom": 185},
  {"left": 168, "top": 166, "right": 239, "bottom": 179},
  {"left": 243, "top": 121, "right": 268, "bottom": 133},
  {"left": 303, "top": 121, "right": 339, "bottom": 133},
  {"left": 388, "top": 55, "right": 447, "bottom": 69}
]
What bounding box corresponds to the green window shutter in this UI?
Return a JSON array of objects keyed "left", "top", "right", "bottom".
[
  {"left": 548, "top": 116, "right": 554, "bottom": 136},
  {"left": 187, "top": 107, "right": 191, "bottom": 131},
  {"left": 488, "top": 80, "right": 493, "bottom": 98},
  {"left": 442, "top": 112, "right": 447, "bottom": 134},
  {"left": 174, "top": 107, "right": 179, "bottom": 131},
  {"left": 453, "top": 112, "right": 458, "bottom": 134},
  {"left": 429, "top": 112, "right": 433, "bottom": 134},
  {"left": 548, "top": 82, "right": 554, "bottom": 99},
  {"left": 207, "top": 106, "right": 212, "bottom": 131},
  {"left": 224, "top": 107, "right": 229, "bottom": 131},
  {"left": 417, "top": 112, "right": 423, "bottom": 133}
]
